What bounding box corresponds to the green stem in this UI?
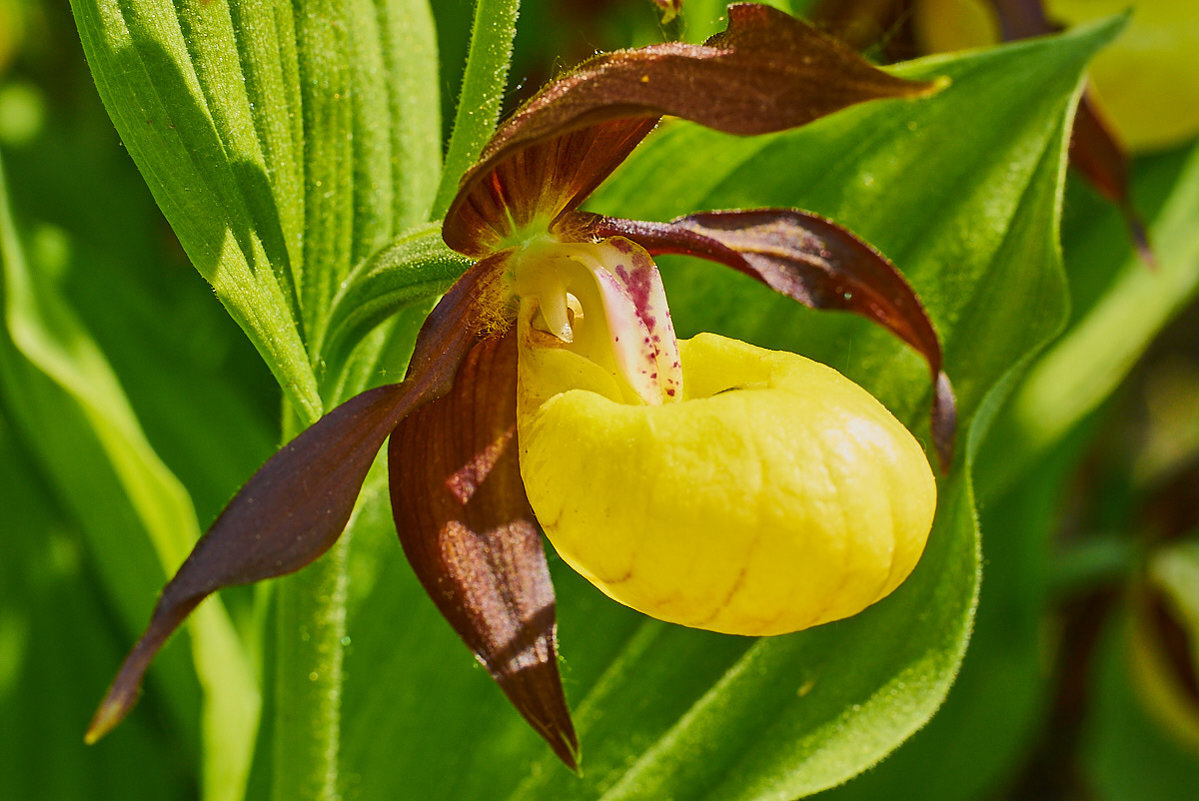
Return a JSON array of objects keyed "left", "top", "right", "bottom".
[
  {"left": 271, "top": 404, "right": 349, "bottom": 801},
  {"left": 430, "top": 0, "right": 521, "bottom": 219},
  {"left": 268, "top": 4, "right": 522, "bottom": 792}
]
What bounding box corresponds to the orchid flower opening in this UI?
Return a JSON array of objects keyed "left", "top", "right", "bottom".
[{"left": 87, "top": 4, "right": 956, "bottom": 769}]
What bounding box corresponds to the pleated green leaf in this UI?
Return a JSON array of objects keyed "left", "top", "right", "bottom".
[
  {"left": 68, "top": 0, "right": 441, "bottom": 422},
  {"left": 811, "top": 133, "right": 1199, "bottom": 801}
]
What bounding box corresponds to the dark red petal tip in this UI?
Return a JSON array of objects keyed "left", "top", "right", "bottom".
[
  {"left": 597, "top": 210, "right": 956, "bottom": 470},
  {"left": 443, "top": 3, "right": 941, "bottom": 258},
  {"left": 389, "top": 331, "right": 578, "bottom": 768}
]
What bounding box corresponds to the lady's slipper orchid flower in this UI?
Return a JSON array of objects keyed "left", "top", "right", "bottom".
[{"left": 88, "top": 4, "right": 956, "bottom": 768}]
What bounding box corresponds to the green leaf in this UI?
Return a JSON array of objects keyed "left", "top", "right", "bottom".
[
  {"left": 979, "top": 138, "right": 1199, "bottom": 497},
  {"left": 294, "top": 0, "right": 444, "bottom": 351},
  {"left": 1, "top": 107, "right": 280, "bottom": 528},
  {"left": 333, "top": 19, "right": 1120, "bottom": 801},
  {"left": 812, "top": 440, "right": 1084, "bottom": 801},
  {"left": 68, "top": 0, "right": 441, "bottom": 422},
  {"left": 68, "top": 0, "right": 318, "bottom": 419},
  {"left": 0, "top": 150, "right": 258, "bottom": 801},
  {"left": 806, "top": 99, "right": 1199, "bottom": 801}
]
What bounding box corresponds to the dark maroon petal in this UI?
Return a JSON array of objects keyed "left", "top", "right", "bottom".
[
  {"left": 86, "top": 255, "right": 509, "bottom": 744},
  {"left": 388, "top": 330, "right": 578, "bottom": 769},
  {"left": 447, "top": 118, "right": 657, "bottom": 258},
  {"left": 1069, "top": 93, "right": 1155, "bottom": 266},
  {"left": 443, "top": 2, "right": 940, "bottom": 257},
  {"left": 595, "top": 210, "right": 956, "bottom": 470}
]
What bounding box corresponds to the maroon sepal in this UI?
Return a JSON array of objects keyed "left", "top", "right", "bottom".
[
  {"left": 594, "top": 210, "right": 956, "bottom": 470},
  {"left": 443, "top": 3, "right": 940, "bottom": 258},
  {"left": 388, "top": 330, "right": 579, "bottom": 769},
  {"left": 86, "top": 256, "right": 509, "bottom": 744}
]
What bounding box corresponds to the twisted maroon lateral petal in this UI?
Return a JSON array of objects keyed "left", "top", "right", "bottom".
[
  {"left": 595, "top": 210, "right": 956, "bottom": 470},
  {"left": 443, "top": 2, "right": 941, "bottom": 257},
  {"left": 86, "top": 256, "right": 506, "bottom": 744},
  {"left": 388, "top": 330, "right": 578, "bottom": 769},
  {"left": 86, "top": 384, "right": 414, "bottom": 743}
]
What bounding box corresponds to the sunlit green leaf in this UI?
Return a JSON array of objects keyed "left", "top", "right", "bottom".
[
  {"left": 68, "top": 0, "right": 441, "bottom": 422},
  {"left": 809, "top": 118, "right": 1199, "bottom": 801},
  {"left": 432, "top": 0, "right": 520, "bottom": 218},
  {"left": 814, "top": 442, "right": 1080, "bottom": 801},
  {"left": 68, "top": 0, "right": 319, "bottom": 419}
]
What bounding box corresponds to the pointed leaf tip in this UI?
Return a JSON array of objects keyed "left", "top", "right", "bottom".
[{"left": 389, "top": 331, "right": 578, "bottom": 767}]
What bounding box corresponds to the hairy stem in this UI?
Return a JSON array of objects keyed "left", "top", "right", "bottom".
[{"left": 271, "top": 405, "right": 350, "bottom": 801}]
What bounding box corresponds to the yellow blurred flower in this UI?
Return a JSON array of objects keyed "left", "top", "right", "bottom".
[{"left": 915, "top": 0, "right": 1199, "bottom": 150}]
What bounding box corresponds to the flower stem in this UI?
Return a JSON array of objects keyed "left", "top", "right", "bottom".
[
  {"left": 431, "top": 0, "right": 521, "bottom": 219},
  {"left": 271, "top": 405, "right": 350, "bottom": 801}
]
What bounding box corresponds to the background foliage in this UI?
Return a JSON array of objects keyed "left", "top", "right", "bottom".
[{"left": 1, "top": 1, "right": 1197, "bottom": 800}]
